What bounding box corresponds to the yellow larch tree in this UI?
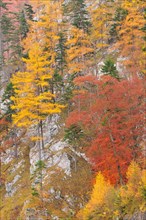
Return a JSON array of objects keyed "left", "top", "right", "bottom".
[
  {"left": 87, "top": 0, "right": 114, "bottom": 75},
  {"left": 66, "top": 26, "right": 93, "bottom": 75},
  {"left": 115, "top": 0, "right": 145, "bottom": 75},
  {"left": 11, "top": 42, "right": 64, "bottom": 157},
  {"left": 120, "top": 161, "right": 146, "bottom": 214},
  {"left": 77, "top": 172, "right": 116, "bottom": 220},
  {"left": 23, "top": 0, "right": 66, "bottom": 99},
  {"left": 23, "top": 0, "right": 61, "bottom": 56},
  {"left": 78, "top": 163, "right": 146, "bottom": 219}
]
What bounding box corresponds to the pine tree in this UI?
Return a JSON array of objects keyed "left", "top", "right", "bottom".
[
  {"left": 24, "top": 3, "right": 34, "bottom": 21},
  {"left": 101, "top": 59, "right": 120, "bottom": 80},
  {"left": 0, "top": 4, "right": 26, "bottom": 66},
  {"left": 109, "top": 7, "right": 128, "bottom": 43},
  {"left": 55, "top": 32, "right": 67, "bottom": 76},
  {"left": 0, "top": 0, "right": 8, "bottom": 68},
  {"left": 19, "top": 10, "right": 29, "bottom": 39},
  {"left": 2, "top": 82, "right": 15, "bottom": 122},
  {"left": 63, "top": 0, "right": 90, "bottom": 32}
]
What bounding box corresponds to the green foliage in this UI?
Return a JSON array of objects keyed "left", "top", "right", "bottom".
[
  {"left": 0, "top": 0, "right": 8, "bottom": 9},
  {"left": 49, "top": 72, "right": 64, "bottom": 102},
  {"left": 64, "top": 124, "right": 84, "bottom": 145},
  {"left": 31, "top": 187, "right": 39, "bottom": 197},
  {"left": 35, "top": 160, "right": 46, "bottom": 170},
  {"left": 2, "top": 82, "right": 15, "bottom": 122},
  {"left": 53, "top": 72, "right": 64, "bottom": 85},
  {"left": 101, "top": 59, "right": 119, "bottom": 80},
  {"left": 1, "top": 13, "right": 13, "bottom": 36},
  {"left": 101, "top": 116, "right": 108, "bottom": 126},
  {"left": 1, "top": 1, "right": 145, "bottom": 219},
  {"left": 24, "top": 3, "right": 34, "bottom": 21},
  {"left": 1, "top": 10, "right": 23, "bottom": 63},
  {"left": 109, "top": 7, "right": 128, "bottom": 41},
  {"left": 63, "top": 0, "right": 90, "bottom": 32},
  {"left": 56, "top": 32, "right": 67, "bottom": 75},
  {"left": 62, "top": 74, "right": 75, "bottom": 103},
  {"left": 141, "top": 186, "right": 146, "bottom": 201},
  {"left": 114, "top": 7, "right": 128, "bottom": 22},
  {"left": 19, "top": 10, "right": 29, "bottom": 39}
]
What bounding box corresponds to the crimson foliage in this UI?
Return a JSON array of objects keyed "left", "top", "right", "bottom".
[{"left": 66, "top": 75, "right": 145, "bottom": 184}]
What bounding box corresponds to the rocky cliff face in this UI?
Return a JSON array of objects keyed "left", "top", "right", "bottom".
[
  {"left": 124, "top": 212, "right": 146, "bottom": 220},
  {"left": 1, "top": 113, "right": 91, "bottom": 219},
  {"left": 1, "top": 115, "right": 65, "bottom": 218}
]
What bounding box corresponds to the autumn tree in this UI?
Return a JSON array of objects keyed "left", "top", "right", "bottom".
[
  {"left": 23, "top": 0, "right": 66, "bottom": 101},
  {"left": 78, "top": 172, "right": 117, "bottom": 220},
  {"left": 11, "top": 42, "right": 64, "bottom": 158},
  {"left": 78, "top": 163, "right": 146, "bottom": 219},
  {"left": 11, "top": 41, "right": 64, "bottom": 196},
  {"left": 114, "top": 0, "right": 145, "bottom": 75},
  {"left": 109, "top": 6, "right": 128, "bottom": 43},
  {"left": 66, "top": 27, "right": 93, "bottom": 75},
  {"left": 120, "top": 161, "right": 146, "bottom": 216},
  {"left": 65, "top": 75, "right": 145, "bottom": 184},
  {"left": 87, "top": 0, "right": 114, "bottom": 75}
]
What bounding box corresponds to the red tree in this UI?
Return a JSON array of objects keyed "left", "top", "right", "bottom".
[{"left": 66, "top": 75, "right": 145, "bottom": 184}]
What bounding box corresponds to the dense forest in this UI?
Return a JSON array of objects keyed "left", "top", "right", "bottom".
[{"left": 0, "top": 0, "right": 146, "bottom": 219}]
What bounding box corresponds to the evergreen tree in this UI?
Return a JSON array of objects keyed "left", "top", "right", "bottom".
[
  {"left": 101, "top": 59, "right": 119, "bottom": 80},
  {"left": 0, "top": 0, "right": 7, "bottom": 9},
  {"left": 19, "top": 10, "right": 29, "bottom": 39},
  {"left": 0, "top": 8, "right": 23, "bottom": 65},
  {"left": 24, "top": 3, "right": 34, "bottom": 21},
  {"left": 2, "top": 82, "right": 15, "bottom": 122},
  {"left": 63, "top": 0, "right": 90, "bottom": 32},
  {"left": 0, "top": 0, "right": 8, "bottom": 68},
  {"left": 55, "top": 32, "right": 67, "bottom": 76},
  {"left": 109, "top": 7, "right": 128, "bottom": 42}
]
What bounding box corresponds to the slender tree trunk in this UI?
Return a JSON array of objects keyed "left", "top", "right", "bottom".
[
  {"left": 14, "top": 133, "right": 18, "bottom": 158},
  {"left": 40, "top": 119, "right": 44, "bottom": 149},
  {"left": 93, "top": 49, "right": 98, "bottom": 76},
  {"left": 38, "top": 123, "right": 42, "bottom": 161},
  {"left": 37, "top": 123, "right": 43, "bottom": 202}
]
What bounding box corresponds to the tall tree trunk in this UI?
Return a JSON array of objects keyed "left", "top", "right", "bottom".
[{"left": 40, "top": 119, "right": 44, "bottom": 149}]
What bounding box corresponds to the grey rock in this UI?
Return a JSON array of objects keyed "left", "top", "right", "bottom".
[{"left": 124, "top": 212, "right": 146, "bottom": 220}]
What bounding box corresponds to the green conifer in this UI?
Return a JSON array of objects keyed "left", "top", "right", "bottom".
[{"left": 63, "top": 0, "right": 90, "bottom": 32}]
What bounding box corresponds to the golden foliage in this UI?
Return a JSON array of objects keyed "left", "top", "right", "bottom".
[
  {"left": 11, "top": 42, "right": 64, "bottom": 128},
  {"left": 66, "top": 27, "right": 93, "bottom": 74},
  {"left": 78, "top": 163, "right": 146, "bottom": 219}
]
